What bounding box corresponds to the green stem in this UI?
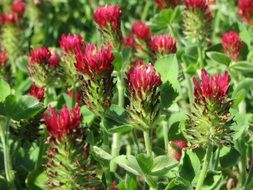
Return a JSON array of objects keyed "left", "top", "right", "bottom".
[
  {"left": 196, "top": 144, "right": 213, "bottom": 190},
  {"left": 214, "top": 146, "right": 220, "bottom": 170},
  {"left": 182, "top": 63, "right": 194, "bottom": 109},
  {"left": 141, "top": 1, "right": 152, "bottom": 21},
  {"left": 71, "top": 83, "right": 76, "bottom": 108},
  {"left": 162, "top": 121, "right": 168, "bottom": 153},
  {"left": 143, "top": 131, "right": 152, "bottom": 157},
  {"left": 245, "top": 160, "right": 253, "bottom": 189},
  {"left": 0, "top": 118, "right": 15, "bottom": 190},
  {"left": 239, "top": 135, "right": 247, "bottom": 185},
  {"left": 197, "top": 44, "right": 204, "bottom": 68}
]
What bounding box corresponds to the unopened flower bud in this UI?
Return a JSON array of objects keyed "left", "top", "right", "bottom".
[
  {"left": 151, "top": 35, "right": 177, "bottom": 56},
  {"left": 238, "top": 0, "right": 253, "bottom": 24},
  {"left": 29, "top": 82, "right": 45, "bottom": 101},
  {"left": 156, "top": 0, "right": 179, "bottom": 9}
]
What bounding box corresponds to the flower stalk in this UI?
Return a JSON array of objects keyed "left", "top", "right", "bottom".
[{"left": 143, "top": 130, "right": 152, "bottom": 157}]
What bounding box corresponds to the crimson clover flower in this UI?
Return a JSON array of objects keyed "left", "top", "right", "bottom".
[
  {"left": 183, "top": 0, "right": 212, "bottom": 43},
  {"left": 222, "top": 31, "right": 243, "bottom": 61},
  {"left": 59, "top": 34, "right": 84, "bottom": 54},
  {"left": 75, "top": 43, "right": 114, "bottom": 79},
  {"left": 238, "top": 0, "right": 253, "bottom": 24},
  {"left": 29, "top": 82, "right": 45, "bottom": 101},
  {"left": 131, "top": 21, "right": 151, "bottom": 41},
  {"left": 127, "top": 60, "right": 161, "bottom": 131},
  {"left": 168, "top": 139, "right": 188, "bottom": 161},
  {"left": 12, "top": 0, "right": 26, "bottom": 20},
  {"left": 43, "top": 105, "right": 82, "bottom": 140},
  {"left": 123, "top": 35, "right": 135, "bottom": 48},
  {"left": 48, "top": 51, "right": 61, "bottom": 68},
  {"left": 29, "top": 47, "right": 52, "bottom": 65},
  {"left": 155, "top": 0, "right": 179, "bottom": 9},
  {"left": 185, "top": 69, "right": 233, "bottom": 148},
  {"left": 151, "top": 34, "right": 177, "bottom": 56}
]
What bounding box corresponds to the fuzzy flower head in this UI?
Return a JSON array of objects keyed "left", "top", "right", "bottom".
[
  {"left": 49, "top": 52, "right": 61, "bottom": 68},
  {"left": 12, "top": 0, "right": 26, "bottom": 20},
  {"left": 128, "top": 60, "right": 161, "bottom": 99},
  {"left": 193, "top": 69, "right": 230, "bottom": 104},
  {"left": 29, "top": 82, "right": 45, "bottom": 101},
  {"left": 94, "top": 4, "right": 122, "bottom": 31},
  {"left": 156, "top": 0, "right": 179, "bottom": 9},
  {"left": 186, "top": 69, "right": 233, "bottom": 148},
  {"left": 151, "top": 35, "right": 177, "bottom": 56},
  {"left": 43, "top": 105, "right": 82, "bottom": 140},
  {"left": 238, "top": 0, "right": 253, "bottom": 24},
  {"left": 183, "top": 0, "right": 212, "bottom": 43},
  {"left": 0, "top": 50, "right": 7, "bottom": 67},
  {"left": 222, "top": 31, "right": 243, "bottom": 61},
  {"left": 132, "top": 21, "right": 151, "bottom": 41},
  {"left": 123, "top": 35, "right": 135, "bottom": 48},
  {"left": 75, "top": 43, "right": 114, "bottom": 79},
  {"left": 29, "top": 47, "right": 52, "bottom": 65},
  {"left": 60, "top": 34, "right": 84, "bottom": 54}
]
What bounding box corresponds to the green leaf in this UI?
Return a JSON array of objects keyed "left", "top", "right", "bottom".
[
  {"left": 151, "top": 155, "right": 177, "bottom": 176},
  {"left": 0, "top": 175, "right": 8, "bottom": 190},
  {"left": 155, "top": 54, "right": 180, "bottom": 91},
  {"left": 160, "top": 82, "right": 178, "bottom": 109},
  {"left": 136, "top": 154, "right": 153, "bottom": 174},
  {"left": 81, "top": 105, "right": 95, "bottom": 125},
  {"left": 113, "top": 155, "right": 143, "bottom": 176},
  {"left": 93, "top": 146, "right": 113, "bottom": 160},
  {"left": 219, "top": 147, "right": 240, "bottom": 168},
  {"left": 112, "top": 51, "right": 123, "bottom": 72},
  {"left": 230, "top": 108, "right": 248, "bottom": 140},
  {"left": 206, "top": 51, "right": 231, "bottom": 66},
  {"left": 230, "top": 61, "right": 253, "bottom": 75},
  {"left": 26, "top": 166, "right": 47, "bottom": 190},
  {"left": 0, "top": 79, "right": 10, "bottom": 102},
  {"left": 125, "top": 174, "right": 137, "bottom": 190},
  {"left": 0, "top": 95, "right": 44, "bottom": 120},
  {"left": 232, "top": 78, "right": 253, "bottom": 98},
  {"left": 202, "top": 171, "right": 222, "bottom": 190},
  {"left": 179, "top": 150, "right": 200, "bottom": 183}
]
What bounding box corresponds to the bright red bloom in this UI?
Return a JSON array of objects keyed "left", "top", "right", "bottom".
[
  {"left": 169, "top": 139, "right": 188, "bottom": 161},
  {"left": 75, "top": 43, "right": 114, "bottom": 78},
  {"left": 43, "top": 105, "right": 82, "bottom": 140},
  {"left": 222, "top": 31, "right": 243, "bottom": 61},
  {"left": 123, "top": 35, "right": 135, "bottom": 48},
  {"left": 29, "top": 47, "right": 51, "bottom": 65},
  {"left": 0, "top": 50, "right": 7, "bottom": 67},
  {"left": 184, "top": 0, "right": 212, "bottom": 17},
  {"left": 12, "top": 0, "right": 26, "bottom": 20},
  {"left": 151, "top": 35, "right": 177, "bottom": 55},
  {"left": 94, "top": 5, "right": 122, "bottom": 31},
  {"left": 193, "top": 69, "right": 230, "bottom": 103},
  {"left": 29, "top": 82, "right": 45, "bottom": 101},
  {"left": 131, "top": 21, "right": 151, "bottom": 41},
  {"left": 128, "top": 60, "right": 161, "bottom": 98},
  {"left": 238, "top": 0, "right": 253, "bottom": 24},
  {"left": 49, "top": 52, "right": 61, "bottom": 68},
  {"left": 156, "top": 0, "right": 179, "bottom": 9},
  {"left": 59, "top": 34, "right": 84, "bottom": 54}
]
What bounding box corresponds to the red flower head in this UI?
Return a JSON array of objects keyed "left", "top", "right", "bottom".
[
  {"left": 3, "top": 13, "right": 17, "bottom": 24},
  {"left": 29, "top": 82, "right": 45, "bottom": 101},
  {"left": 49, "top": 52, "right": 61, "bottom": 68},
  {"left": 43, "top": 105, "right": 83, "bottom": 140},
  {"left": 151, "top": 35, "right": 177, "bottom": 55},
  {"left": 12, "top": 0, "right": 26, "bottom": 20},
  {"left": 156, "top": 0, "right": 179, "bottom": 9},
  {"left": 193, "top": 69, "right": 230, "bottom": 104},
  {"left": 128, "top": 60, "right": 161, "bottom": 99},
  {"left": 60, "top": 34, "right": 84, "bottom": 54},
  {"left": 75, "top": 43, "right": 114, "bottom": 79},
  {"left": 123, "top": 35, "right": 135, "bottom": 48},
  {"left": 238, "top": 0, "right": 253, "bottom": 24},
  {"left": 29, "top": 47, "right": 52, "bottom": 65},
  {"left": 131, "top": 21, "right": 151, "bottom": 41},
  {"left": 222, "top": 31, "right": 243, "bottom": 61},
  {"left": 94, "top": 4, "right": 122, "bottom": 31},
  {"left": 0, "top": 49, "right": 7, "bottom": 67},
  {"left": 169, "top": 139, "right": 188, "bottom": 161}
]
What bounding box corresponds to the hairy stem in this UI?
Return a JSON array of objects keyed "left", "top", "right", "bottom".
[
  {"left": 196, "top": 144, "right": 213, "bottom": 190},
  {"left": 162, "top": 121, "right": 168, "bottom": 153},
  {"left": 197, "top": 44, "right": 204, "bottom": 68},
  {"left": 143, "top": 131, "right": 152, "bottom": 157}
]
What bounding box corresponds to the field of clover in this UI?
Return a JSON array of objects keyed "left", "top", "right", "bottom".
[{"left": 1, "top": 0, "right": 253, "bottom": 189}]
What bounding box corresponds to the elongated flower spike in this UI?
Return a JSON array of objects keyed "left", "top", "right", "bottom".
[
  {"left": 183, "top": 0, "right": 212, "bottom": 43},
  {"left": 94, "top": 4, "right": 122, "bottom": 48},
  {"left": 127, "top": 60, "right": 161, "bottom": 131},
  {"left": 43, "top": 105, "right": 101, "bottom": 189},
  {"left": 185, "top": 69, "right": 233, "bottom": 148},
  {"left": 238, "top": 0, "right": 253, "bottom": 24},
  {"left": 151, "top": 35, "right": 177, "bottom": 57},
  {"left": 76, "top": 43, "right": 115, "bottom": 115},
  {"left": 222, "top": 31, "right": 243, "bottom": 61},
  {"left": 28, "top": 47, "right": 59, "bottom": 86},
  {"left": 29, "top": 82, "right": 45, "bottom": 101},
  {"left": 156, "top": 0, "right": 179, "bottom": 9},
  {"left": 59, "top": 34, "right": 84, "bottom": 85}
]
